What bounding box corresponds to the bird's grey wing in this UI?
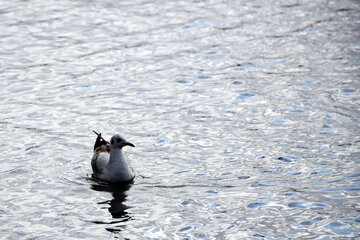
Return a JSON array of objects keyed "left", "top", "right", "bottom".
[{"left": 91, "top": 151, "right": 109, "bottom": 176}]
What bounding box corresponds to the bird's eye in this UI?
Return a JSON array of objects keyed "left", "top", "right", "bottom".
[
  {"left": 116, "top": 138, "right": 121, "bottom": 143},
  {"left": 111, "top": 139, "right": 114, "bottom": 144}
]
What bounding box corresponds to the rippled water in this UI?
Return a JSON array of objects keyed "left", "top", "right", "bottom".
[{"left": 1, "top": 0, "right": 359, "bottom": 239}]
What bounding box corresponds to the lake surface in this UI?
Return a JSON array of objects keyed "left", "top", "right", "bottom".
[{"left": 0, "top": 0, "right": 359, "bottom": 239}]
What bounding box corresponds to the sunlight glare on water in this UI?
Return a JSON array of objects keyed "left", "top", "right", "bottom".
[{"left": 0, "top": 0, "right": 359, "bottom": 239}]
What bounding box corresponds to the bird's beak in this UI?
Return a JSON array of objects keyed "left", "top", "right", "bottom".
[{"left": 125, "top": 142, "right": 135, "bottom": 147}]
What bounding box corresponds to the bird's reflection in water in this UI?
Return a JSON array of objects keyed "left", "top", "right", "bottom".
[{"left": 90, "top": 178, "right": 133, "bottom": 233}]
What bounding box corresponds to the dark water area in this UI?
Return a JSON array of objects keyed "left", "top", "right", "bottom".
[{"left": 0, "top": 0, "right": 359, "bottom": 239}]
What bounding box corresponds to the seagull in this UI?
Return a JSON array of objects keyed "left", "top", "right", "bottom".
[{"left": 91, "top": 131, "right": 135, "bottom": 183}]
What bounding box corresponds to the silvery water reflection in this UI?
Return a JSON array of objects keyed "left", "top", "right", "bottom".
[{"left": 0, "top": 0, "right": 359, "bottom": 239}]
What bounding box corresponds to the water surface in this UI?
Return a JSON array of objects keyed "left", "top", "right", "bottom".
[{"left": 0, "top": 0, "right": 359, "bottom": 239}]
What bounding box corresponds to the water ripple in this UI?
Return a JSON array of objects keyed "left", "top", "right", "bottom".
[{"left": 0, "top": 0, "right": 359, "bottom": 239}]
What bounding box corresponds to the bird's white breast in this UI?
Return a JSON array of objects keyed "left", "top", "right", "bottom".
[{"left": 92, "top": 148, "right": 134, "bottom": 183}]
